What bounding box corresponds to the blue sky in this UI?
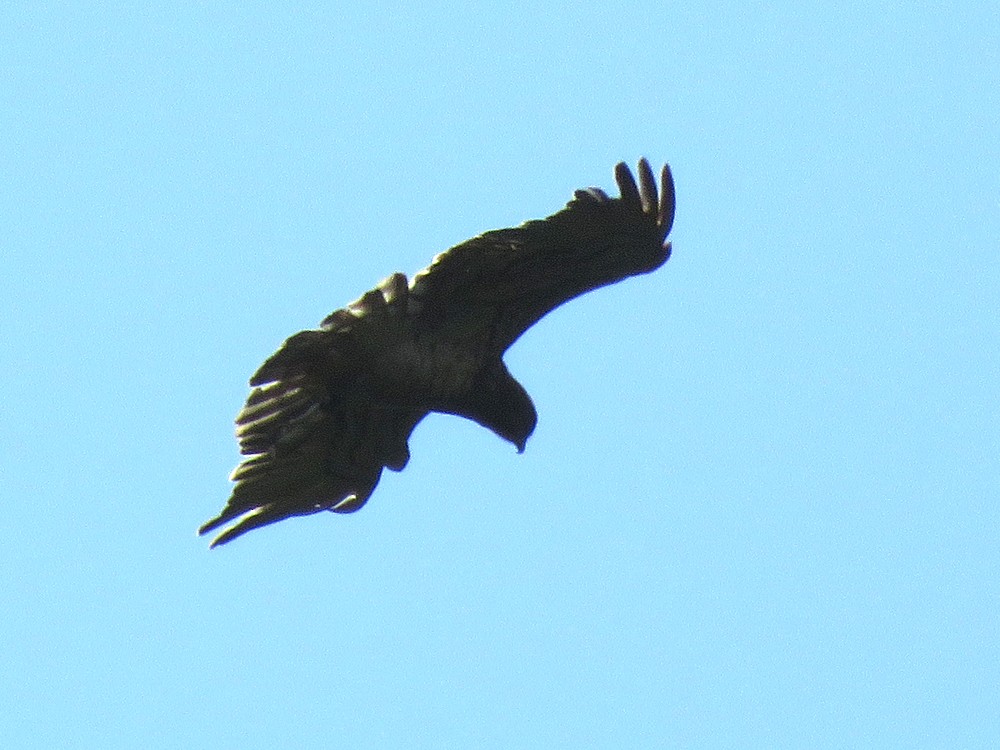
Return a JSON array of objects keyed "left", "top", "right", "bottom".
[{"left": 2, "top": 2, "right": 998, "bottom": 747}]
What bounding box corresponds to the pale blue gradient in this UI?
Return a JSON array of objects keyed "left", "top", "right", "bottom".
[{"left": 2, "top": 2, "right": 997, "bottom": 748}]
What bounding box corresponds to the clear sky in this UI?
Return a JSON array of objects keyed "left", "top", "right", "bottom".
[{"left": 2, "top": 2, "right": 998, "bottom": 748}]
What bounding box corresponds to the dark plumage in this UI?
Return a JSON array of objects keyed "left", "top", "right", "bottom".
[{"left": 200, "top": 159, "right": 675, "bottom": 547}]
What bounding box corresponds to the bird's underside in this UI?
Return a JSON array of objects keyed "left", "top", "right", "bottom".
[{"left": 200, "top": 158, "right": 675, "bottom": 547}]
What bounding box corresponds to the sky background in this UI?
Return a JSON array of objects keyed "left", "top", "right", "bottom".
[{"left": 2, "top": 2, "right": 998, "bottom": 747}]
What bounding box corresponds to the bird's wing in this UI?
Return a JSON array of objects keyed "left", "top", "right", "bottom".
[
  {"left": 199, "top": 273, "right": 426, "bottom": 547},
  {"left": 408, "top": 159, "right": 674, "bottom": 353}
]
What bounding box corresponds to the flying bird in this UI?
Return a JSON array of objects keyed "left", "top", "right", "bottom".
[{"left": 200, "top": 159, "right": 675, "bottom": 547}]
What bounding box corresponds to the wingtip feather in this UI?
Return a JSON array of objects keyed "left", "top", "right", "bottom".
[
  {"left": 614, "top": 162, "right": 641, "bottom": 206},
  {"left": 200, "top": 504, "right": 284, "bottom": 548},
  {"left": 637, "top": 158, "right": 657, "bottom": 214},
  {"left": 659, "top": 163, "right": 676, "bottom": 235},
  {"left": 198, "top": 513, "right": 227, "bottom": 537}
]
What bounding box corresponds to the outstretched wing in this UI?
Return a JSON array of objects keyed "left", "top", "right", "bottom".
[
  {"left": 408, "top": 159, "right": 674, "bottom": 353},
  {"left": 199, "top": 274, "right": 427, "bottom": 547}
]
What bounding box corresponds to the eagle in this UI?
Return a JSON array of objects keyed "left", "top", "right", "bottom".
[{"left": 200, "top": 159, "right": 675, "bottom": 547}]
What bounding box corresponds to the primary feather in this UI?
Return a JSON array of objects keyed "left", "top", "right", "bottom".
[{"left": 200, "top": 159, "right": 675, "bottom": 547}]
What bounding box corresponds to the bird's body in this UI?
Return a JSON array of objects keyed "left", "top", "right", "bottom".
[{"left": 200, "top": 159, "right": 675, "bottom": 547}]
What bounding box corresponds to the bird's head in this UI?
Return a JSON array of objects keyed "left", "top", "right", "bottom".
[
  {"left": 496, "top": 391, "right": 537, "bottom": 454},
  {"left": 466, "top": 362, "right": 537, "bottom": 453}
]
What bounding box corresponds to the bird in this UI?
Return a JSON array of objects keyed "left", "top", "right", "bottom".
[{"left": 200, "top": 158, "right": 675, "bottom": 547}]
